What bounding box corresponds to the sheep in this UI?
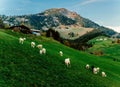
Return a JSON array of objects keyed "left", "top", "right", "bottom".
[
  {"left": 23, "top": 38, "right": 26, "bottom": 40},
  {"left": 37, "top": 44, "right": 43, "bottom": 49},
  {"left": 101, "top": 72, "right": 107, "bottom": 77},
  {"left": 40, "top": 50, "right": 43, "bottom": 54},
  {"left": 96, "top": 39, "right": 99, "bottom": 41},
  {"left": 19, "top": 37, "right": 26, "bottom": 44},
  {"left": 40, "top": 48, "right": 46, "bottom": 54},
  {"left": 86, "top": 64, "right": 90, "bottom": 69},
  {"left": 96, "top": 67, "right": 100, "bottom": 73},
  {"left": 31, "top": 42, "right": 35, "bottom": 48},
  {"left": 42, "top": 48, "right": 46, "bottom": 54},
  {"left": 65, "top": 58, "right": 70, "bottom": 67},
  {"left": 104, "top": 38, "right": 107, "bottom": 41},
  {"left": 100, "top": 38, "right": 103, "bottom": 41},
  {"left": 93, "top": 68, "right": 98, "bottom": 74},
  {"left": 59, "top": 51, "right": 63, "bottom": 56},
  {"left": 19, "top": 38, "right": 23, "bottom": 44}
]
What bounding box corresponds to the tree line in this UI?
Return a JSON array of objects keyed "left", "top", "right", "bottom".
[{"left": 46, "top": 28, "right": 105, "bottom": 51}]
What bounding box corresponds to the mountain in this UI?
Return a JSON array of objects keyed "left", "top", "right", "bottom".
[
  {"left": 0, "top": 8, "right": 117, "bottom": 36},
  {"left": 0, "top": 29, "right": 120, "bottom": 87}
]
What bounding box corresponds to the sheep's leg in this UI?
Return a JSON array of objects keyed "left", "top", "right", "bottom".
[
  {"left": 22, "top": 41, "right": 23, "bottom": 44},
  {"left": 69, "top": 63, "right": 71, "bottom": 68},
  {"left": 19, "top": 40, "right": 21, "bottom": 44},
  {"left": 67, "top": 64, "right": 68, "bottom": 67}
]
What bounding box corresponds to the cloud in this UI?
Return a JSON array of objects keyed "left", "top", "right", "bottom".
[
  {"left": 73, "top": 0, "right": 102, "bottom": 8},
  {"left": 69, "top": 0, "right": 101, "bottom": 12},
  {"left": 80, "top": 0, "right": 100, "bottom": 6},
  {"left": 106, "top": 26, "right": 120, "bottom": 33}
]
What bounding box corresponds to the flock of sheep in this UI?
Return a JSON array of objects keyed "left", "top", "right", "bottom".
[
  {"left": 19, "top": 37, "right": 46, "bottom": 54},
  {"left": 19, "top": 37, "right": 106, "bottom": 78},
  {"left": 86, "top": 64, "right": 107, "bottom": 77},
  {"left": 19, "top": 37, "right": 70, "bottom": 67}
]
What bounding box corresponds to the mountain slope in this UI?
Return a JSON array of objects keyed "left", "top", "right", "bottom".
[
  {"left": 0, "top": 29, "right": 120, "bottom": 87},
  {"left": 1, "top": 8, "right": 117, "bottom": 36},
  {"left": 82, "top": 17, "right": 116, "bottom": 36}
]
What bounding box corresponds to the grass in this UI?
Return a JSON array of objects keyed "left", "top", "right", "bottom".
[
  {"left": 87, "top": 36, "right": 120, "bottom": 60},
  {"left": 0, "top": 29, "right": 120, "bottom": 87}
]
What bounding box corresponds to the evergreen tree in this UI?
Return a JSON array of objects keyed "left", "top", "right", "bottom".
[{"left": 0, "top": 18, "right": 4, "bottom": 28}]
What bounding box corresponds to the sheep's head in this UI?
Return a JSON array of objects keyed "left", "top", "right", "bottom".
[{"left": 23, "top": 38, "right": 26, "bottom": 40}]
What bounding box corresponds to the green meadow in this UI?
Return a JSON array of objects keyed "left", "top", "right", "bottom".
[{"left": 0, "top": 29, "right": 120, "bottom": 87}]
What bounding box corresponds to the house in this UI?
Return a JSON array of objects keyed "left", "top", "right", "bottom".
[
  {"left": 10, "top": 25, "right": 32, "bottom": 34},
  {"left": 31, "top": 29, "right": 41, "bottom": 36}
]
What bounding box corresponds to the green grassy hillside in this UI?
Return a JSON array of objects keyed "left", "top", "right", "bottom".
[
  {"left": 0, "top": 29, "right": 120, "bottom": 87},
  {"left": 87, "top": 36, "right": 120, "bottom": 61}
]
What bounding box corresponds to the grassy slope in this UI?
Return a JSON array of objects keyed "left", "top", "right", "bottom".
[
  {"left": 88, "top": 36, "right": 120, "bottom": 60},
  {"left": 56, "top": 27, "right": 93, "bottom": 40},
  {"left": 0, "top": 29, "right": 120, "bottom": 87},
  {"left": 87, "top": 36, "right": 120, "bottom": 84}
]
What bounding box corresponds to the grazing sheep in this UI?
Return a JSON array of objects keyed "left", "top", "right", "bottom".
[
  {"left": 102, "top": 72, "right": 107, "bottom": 77},
  {"left": 104, "top": 38, "right": 107, "bottom": 41},
  {"left": 65, "top": 58, "right": 70, "bottom": 67},
  {"left": 37, "top": 44, "right": 43, "bottom": 49},
  {"left": 39, "top": 48, "right": 46, "bottom": 54},
  {"left": 93, "top": 68, "right": 98, "bottom": 74},
  {"left": 19, "top": 38, "right": 23, "bottom": 44},
  {"left": 59, "top": 51, "right": 63, "bottom": 56},
  {"left": 86, "top": 64, "right": 90, "bottom": 69},
  {"left": 19, "top": 37, "right": 26, "bottom": 44},
  {"left": 23, "top": 38, "right": 26, "bottom": 40},
  {"left": 42, "top": 48, "right": 46, "bottom": 54},
  {"left": 31, "top": 42, "right": 35, "bottom": 48},
  {"left": 96, "top": 67, "right": 100, "bottom": 73},
  {"left": 40, "top": 50, "right": 43, "bottom": 54},
  {"left": 96, "top": 39, "right": 99, "bottom": 41},
  {"left": 100, "top": 38, "right": 103, "bottom": 41}
]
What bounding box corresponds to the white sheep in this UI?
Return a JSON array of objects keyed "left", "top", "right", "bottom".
[
  {"left": 42, "top": 48, "right": 46, "bottom": 54},
  {"left": 40, "top": 50, "right": 43, "bottom": 54},
  {"left": 31, "top": 42, "right": 35, "bottom": 48},
  {"left": 96, "top": 67, "right": 100, "bottom": 73},
  {"left": 101, "top": 72, "right": 107, "bottom": 77},
  {"left": 93, "top": 68, "right": 98, "bottom": 74},
  {"left": 65, "top": 58, "right": 70, "bottom": 67},
  {"left": 59, "top": 51, "right": 63, "bottom": 56},
  {"left": 40, "top": 48, "right": 46, "bottom": 54},
  {"left": 96, "top": 39, "right": 99, "bottom": 41},
  {"left": 104, "top": 38, "right": 107, "bottom": 41},
  {"left": 23, "top": 38, "right": 26, "bottom": 40},
  {"left": 37, "top": 44, "right": 43, "bottom": 49},
  {"left": 100, "top": 38, "right": 103, "bottom": 41},
  {"left": 19, "top": 37, "right": 26, "bottom": 44},
  {"left": 86, "top": 64, "right": 90, "bottom": 69}
]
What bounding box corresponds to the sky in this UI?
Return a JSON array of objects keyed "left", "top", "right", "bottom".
[{"left": 0, "top": 0, "right": 120, "bottom": 32}]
